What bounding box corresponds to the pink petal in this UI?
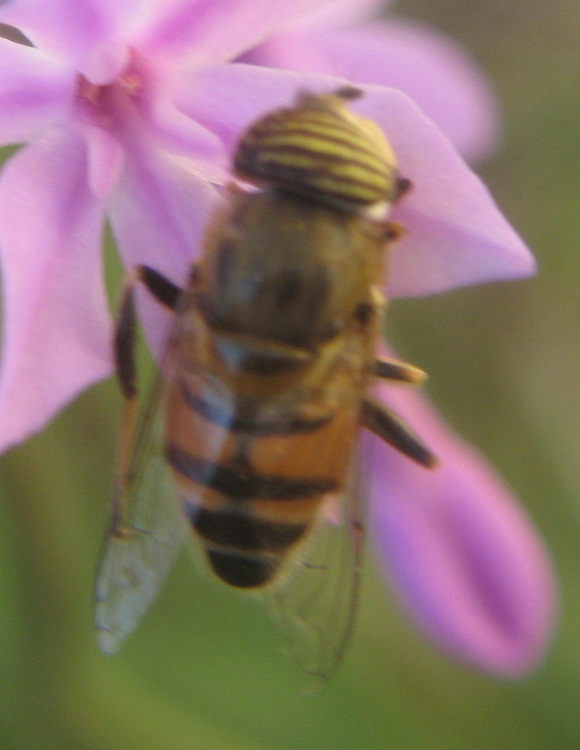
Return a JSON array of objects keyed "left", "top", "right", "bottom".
[
  {"left": 82, "top": 42, "right": 131, "bottom": 86},
  {"left": 84, "top": 124, "right": 125, "bottom": 199},
  {"left": 86, "top": 0, "right": 146, "bottom": 34},
  {"left": 0, "top": 0, "right": 115, "bottom": 65},
  {"left": 136, "top": 0, "right": 340, "bottom": 66},
  {"left": 107, "top": 142, "right": 220, "bottom": 355},
  {"left": 325, "top": 20, "right": 500, "bottom": 163},
  {"left": 237, "top": 33, "right": 335, "bottom": 77},
  {"left": 0, "top": 38, "right": 73, "bottom": 145},
  {"left": 356, "top": 86, "right": 536, "bottom": 295},
  {"left": 0, "top": 129, "right": 112, "bottom": 454},
  {"left": 144, "top": 96, "right": 227, "bottom": 181},
  {"left": 248, "top": 19, "right": 500, "bottom": 162},
  {"left": 183, "top": 64, "right": 535, "bottom": 295},
  {"left": 181, "top": 63, "right": 354, "bottom": 150},
  {"left": 289, "top": 0, "right": 391, "bottom": 30},
  {"left": 369, "top": 377, "right": 557, "bottom": 676}
]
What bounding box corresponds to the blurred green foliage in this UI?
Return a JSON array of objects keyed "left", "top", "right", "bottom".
[{"left": 1, "top": 2, "right": 579, "bottom": 748}]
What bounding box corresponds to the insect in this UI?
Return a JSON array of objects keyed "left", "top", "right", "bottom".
[{"left": 94, "top": 87, "right": 436, "bottom": 681}]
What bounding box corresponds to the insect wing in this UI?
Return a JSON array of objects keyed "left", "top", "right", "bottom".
[
  {"left": 266, "top": 436, "right": 368, "bottom": 685},
  {"left": 95, "top": 365, "right": 187, "bottom": 655}
]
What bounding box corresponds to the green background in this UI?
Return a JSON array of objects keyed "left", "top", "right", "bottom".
[{"left": 1, "top": 2, "right": 579, "bottom": 748}]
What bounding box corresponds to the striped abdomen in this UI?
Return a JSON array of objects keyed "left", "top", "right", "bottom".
[
  {"left": 164, "top": 372, "right": 359, "bottom": 589},
  {"left": 234, "top": 89, "right": 400, "bottom": 208}
]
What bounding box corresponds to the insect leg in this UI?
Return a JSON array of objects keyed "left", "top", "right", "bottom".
[
  {"left": 109, "top": 280, "right": 141, "bottom": 536},
  {"left": 110, "top": 265, "right": 185, "bottom": 533},
  {"left": 114, "top": 262, "right": 187, "bottom": 401},
  {"left": 393, "top": 176, "right": 412, "bottom": 202},
  {"left": 373, "top": 358, "right": 427, "bottom": 385},
  {"left": 137, "top": 265, "right": 182, "bottom": 310},
  {"left": 382, "top": 221, "right": 406, "bottom": 242},
  {"left": 360, "top": 396, "right": 437, "bottom": 468},
  {"left": 114, "top": 279, "right": 139, "bottom": 399}
]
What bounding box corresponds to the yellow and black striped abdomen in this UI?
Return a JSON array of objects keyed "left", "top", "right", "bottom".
[
  {"left": 234, "top": 89, "right": 400, "bottom": 209},
  {"left": 164, "top": 373, "right": 359, "bottom": 589}
]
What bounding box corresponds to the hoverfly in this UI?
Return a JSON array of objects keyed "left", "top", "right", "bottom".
[{"left": 95, "top": 87, "right": 436, "bottom": 681}]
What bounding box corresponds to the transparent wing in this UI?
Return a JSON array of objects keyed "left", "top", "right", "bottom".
[
  {"left": 94, "top": 352, "right": 188, "bottom": 656},
  {"left": 266, "top": 435, "right": 369, "bottom": 687}
]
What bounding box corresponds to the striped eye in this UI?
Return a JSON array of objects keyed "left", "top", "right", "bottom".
[{"left": 233, "top": 89, "right": 400, "bottom": 209}]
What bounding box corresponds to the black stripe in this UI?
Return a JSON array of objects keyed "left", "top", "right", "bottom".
[
  {"left": 206, "top": 548, "right": 276, "bottom": 588},
  {"left": 181, "top": 383, "right": 332, "bottom": 435},
  {"left": 252, "top": 158, "right": 389, "bottom": 203},
  {"left": 253, "top": 125, "right": 387, "bottom": 167},
  {"left": 190, "top": 505, "right": 307, "bottom": 552},
  {"left": 257, "top": 143, "right": 390, "bottom": 181},
  {"left": 247, "top": 113, "right": 383, "bottom": 162},
  {"left": 167, "top": 444, "right": 337, "bottom": 500},
  {"left": 213, "top": 340, "right": 307, "bottom": 376}
]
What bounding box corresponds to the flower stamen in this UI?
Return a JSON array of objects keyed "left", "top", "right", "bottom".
[{"left": 76, "top": 74, "right": 103, "bottom": 107}]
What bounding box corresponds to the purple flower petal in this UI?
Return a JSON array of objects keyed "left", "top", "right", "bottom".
[
  {"left": 136, "top": 0, "right": 339, "bottom": 66},
  {"left": 0, "top": 38, "right": 72, "bottom": 145},
  {"left": 183, "top": 64, "right": 535, "bottom": 296},
  {"left": 238, "top": 33, "right": 335, "bottom": 79},
  {"left": 324, "top": 20, "right": 500, "bottom": 163},
  {"left": 82, "top": 41, "right": 131, "bottom": 86},
  {"left": 247, "top": 19, "right": 499, "bottom": 162},
  {"left": 0, "top": 129, "right": 112, "bottom": 453},
  {"left": 355, "top": 86, "right": 536, "bottom": 295},
  {"left": 294, "top": 0, "right": 392, "bottom": 28},
  {"left": 107, "top": 144, "right": 219, "bottom": 355},
  {"left": 0, "top": 0, "right": 114, "bottom": 65},
  {"left": 84, "top": 124, "right": 125, "bottom": 199},
  {"left": 369, "top": 377, "right": 557, "bottom": 676},
  {"left": 144, "top": 97, "right": 227, "bottom": 179},
  {"left": 181, "top": 63, "right": 332, "bottom": 143}
]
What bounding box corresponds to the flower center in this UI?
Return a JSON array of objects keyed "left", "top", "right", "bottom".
[{"left": 75, "top": 46, "right": 146, "bottom": 126}]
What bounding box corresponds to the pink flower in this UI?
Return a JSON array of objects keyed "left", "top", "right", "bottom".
[
  {"left": 0, "top": 0, "right": 554, "bottom": 674},
  {"left": 370, "top": 358, "right": 556, "bottom": 676},
  {"left": 238, "top": 0, "right": 500, "bottom": 162}
]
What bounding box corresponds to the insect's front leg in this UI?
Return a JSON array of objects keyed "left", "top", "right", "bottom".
[
  {"left": 114, "top": 265, "right": 185, "bottom": 397},
  {"left": 137, "top": 265, "right": 183, "bottom": 311}
]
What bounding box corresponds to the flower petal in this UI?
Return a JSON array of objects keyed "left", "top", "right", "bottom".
[
  {"left": 246, "top": 19, "right": 500, "bottom": 162},
  {"left": 135, "top": 0, "right": 340, "bottom": 66},
  {"left": 369, "top": 378, "right": 557, "bottom": 676},
  {"left": 237, "top": 32, "right": 334, "bottom": 77},
  {"left": 84, "top": 0, "right": 146, "bottom": 34},
  {"left": 82, "top": 41, "right": 131, "bottom": 86},
  {"left": 0, "top": 38, "right": 72, "bottom": 146},
  {"left": 0, "top": 130, "right": 112, "bottom": 454},
  {"left": 355, "top": 86, "right": 536, "bottom": 296},
  {"left": 0, "top": 0, "right": 116, "bottom": 65},
  {"left": 183, "top": 64, "right": 535, "bottom": 295},
  {"left": 322, "top": 20, "right": 500, "bottom": 163},
  {"left": 107, "top": 142, "right": 219, "bottom": 355},
  {"left": 290, "top": 0, "right": 391, "bottom": 29},
  {"left": 84, "top": 124, "right": 125, "bottom": 199},
  {"left": 180, "top": 62, "right": 351, "bottom": 152},
  {"left": 145, "top": 95, "right": 227, "bottom": 180}
]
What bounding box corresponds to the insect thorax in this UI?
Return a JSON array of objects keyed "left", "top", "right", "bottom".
[{"left": 195, "top": 188, "right": 387, "bottom": 351}]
